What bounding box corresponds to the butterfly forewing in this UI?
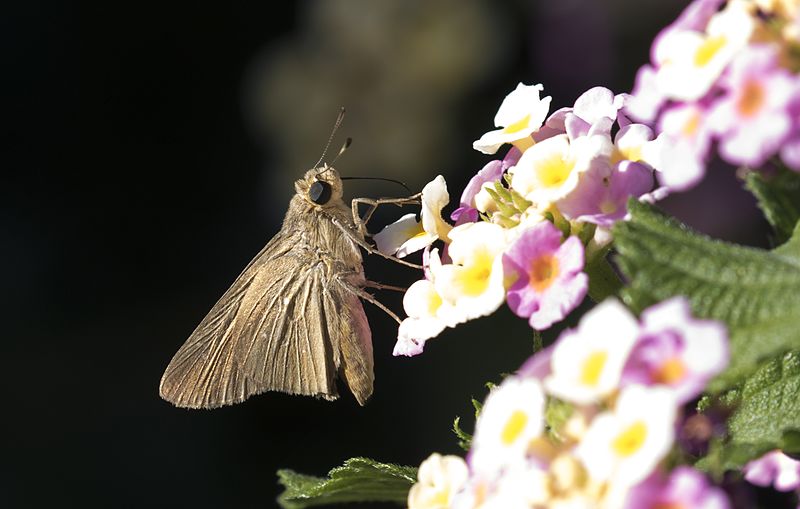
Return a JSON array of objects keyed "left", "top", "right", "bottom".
[{"left": 235, "top": 248, "right": 340, "bottom": 401}]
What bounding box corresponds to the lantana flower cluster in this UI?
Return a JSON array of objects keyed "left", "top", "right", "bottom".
[
  {"left": 376, "top": 83, "right": 663, "bottom": 356},
  {"left": 626, "top": 0, "right": 800, "bottom": 191},
  {"left": 408, "top": 297, "right": 732, "bottom": 509}
]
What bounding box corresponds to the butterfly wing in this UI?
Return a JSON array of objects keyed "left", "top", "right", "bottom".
[
  {"left": 235, "top": 248, "right": 375, "bottom": 406},
  {"left": 159, "top": 231, "right": 342, "bottom": 409},
  {"left": 324, "top": 284, "right": 373, "bottom": 405}
]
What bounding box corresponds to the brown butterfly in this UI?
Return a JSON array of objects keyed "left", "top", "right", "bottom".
[{"left": 159, "top": 117, "right": 420, "bottom": 409}]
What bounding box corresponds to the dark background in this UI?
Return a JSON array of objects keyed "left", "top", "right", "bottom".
[{"left": 4, "top": 1, "right": 768, "bottom": 507}]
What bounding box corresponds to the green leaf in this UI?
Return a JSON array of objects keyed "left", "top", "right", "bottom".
[
  {"left": 544, "top": 397, "right": 574, "bottom": 442},
  {"left": 614, "top": 200, "right": 800, "bottom": 392},
  {"left": 745, "top": 167, "right": 800, "bottom": 245},
  {"left": 452, "top": 416, "right": 473, "bottom": 451},
  {"left": 695, "top": 440, "right": 775, "bottom": 476},
  {"left": 277, "top": 457, "right": 417, "bottom": 509},
  {"left": 781, "top": 429, "right": 800, "bottom": 456},
  {"left": 509, "top": 188, "right": 532, "bottom": 211},
  {"left": 775, "top": 221, "right": 800, "bottom": 260},
  {"left": 697, "top": 352, "right": 800, "bottom": 474},
  {"left": 726, "top": 351, "right": 800, "bottom": 446},
  {"left": 471, "top": 397, "right": 483, "bottom": 416}
]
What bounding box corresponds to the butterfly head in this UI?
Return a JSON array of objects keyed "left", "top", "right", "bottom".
[{"left": 296, "top": 165, "right": 344, "bottom": 207}]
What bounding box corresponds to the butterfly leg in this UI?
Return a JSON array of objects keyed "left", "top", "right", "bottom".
[
  {"left": 338, "top": 280, "right": 403, "bottom": 325},
  {"left": 330, "top": 216, "right": 423, "bottom": 269},
  {"left": 363, "top": 280, "right": 407, "bottom": 292},
  {"left": 351, "top": 194, "right": 422, "bottom": 237}
]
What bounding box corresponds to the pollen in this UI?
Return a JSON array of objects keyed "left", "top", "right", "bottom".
[
  {"left": 580, "top": 351, "right": 607, "bottom": 386},
  {"left": 612, "top": 421, "right": 648, "bottom": 457},
  {"left": 501, "top": 410, "right": 529, "bottom": 445}
]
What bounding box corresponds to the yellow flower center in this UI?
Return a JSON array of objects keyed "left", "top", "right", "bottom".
[
  {"left": 600, "top": 200, "right": 617, "bottom": 215},
  {"left": 682, "top": 111, "right": 701, "bottom": 138},
  {"left": 427, "top": 291, "right": 443, "bottom": 316},
  {"left": 653, "top": 503, "right": 687, "bottom": 509},
  {"left": 737, "top": 79, "right": 765, "bottom": 118},
  {"left": 503, "top": 269, "right": 520, "bottom": 290},
  {"left": 501, "top": 410, "right": 529, "bottom": 445},
  {"left": 406, "top": 221, "right": 426, "bottom": 240},
  {"left": 694, "top": 35, "right": 727, "bottom": 67},
  {"left": 580, "top": 351, "right": 607, "bottom": 386},
  {"left": 612, "top": 421, "right": 648, "bottom": 457},
  {"left": 537, "top": 153, "right": 575, "bottom": 188},
  {"left": 427, "top": 489, "right": 450, "bottom": 507},
  {"left": 529, "top": 255, "right": 560, "bottom": 292},
  {"left": 653, "top": 357, "right": 686, "bottom": 385},
  {"left": 503, "top": 114, "right": 532, "bottom": 134},
  {"left": 454, "top": 251, "right": 494, "bottom": 296}
]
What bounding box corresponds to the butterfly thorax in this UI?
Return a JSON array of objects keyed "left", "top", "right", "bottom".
[{"left": 283, "top": 166, "right": 365, "bottom": 281}]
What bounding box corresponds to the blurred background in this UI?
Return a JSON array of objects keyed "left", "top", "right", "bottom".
[{"left": 3, "top": 1, "right": 769, "bottom": 507}]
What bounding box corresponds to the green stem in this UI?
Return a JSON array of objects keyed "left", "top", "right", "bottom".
[
  {"left": 533, "top": 329, "right": 543, "bottom": 353},
  {"left": 584, "top": 247, "right": 623, "bottom": 302}
]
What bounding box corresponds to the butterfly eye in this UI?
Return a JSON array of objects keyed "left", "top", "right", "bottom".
[{"left": 309, "top": 180, "right": 332, "bottom": 205}]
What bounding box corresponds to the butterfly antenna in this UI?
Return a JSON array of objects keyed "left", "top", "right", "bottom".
[
  {"left": 340, "top": 176, "right": 412, "bottom": 195},
  {"left": 314, "top": 107, "right": 346, "bottom": 169},
  {"left": 331, "top": 137, "right": 352, "bottom": 165}
]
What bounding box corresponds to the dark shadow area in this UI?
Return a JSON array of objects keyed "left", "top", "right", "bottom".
[{"left": 4, "top": 1, "right": 769, "bottom": 506}]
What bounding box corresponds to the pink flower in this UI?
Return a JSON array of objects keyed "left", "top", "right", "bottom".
[
  {"left": 557, "top": 158, "right": 654, "bottom": 227},
  {"left": 624, "top": 466, "right": 730, "bottom": 509},
  {"left": 621, "top": 297, "right": 728, "bottom": 404},
  {"left": 744, "top": 450, "right": 800, "bottom": 492},
  {"left": 652, "top": 100, "right": 715, "bottom": 191},
  {"left": 708, "top": 44, "right": 800, "bottom": 168},
  {"left": 626, "top": 65, "right": 663, "bottom": 124},
  {"left": 502, "top": 221, "right": 587, "bottom": 330},
  {"left": 625, "top": 0, "right": 728, "bottom": 123},
  {"left": 536, "top": 86, "right": 626, "bottom": 143},
  {"left": 451, "top": 148, "right": 521, "bottom": 225},
  {"left": 517, "top": 345, "right": 554, "bottom": 380}
]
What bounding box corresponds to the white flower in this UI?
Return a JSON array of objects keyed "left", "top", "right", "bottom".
[
  {"left": 645, "top": 102, "right": 714, "bottom": 191},
  {"left": 394, "top": 249, "right": 452, "bottom": 356},
  {"left": 373, "top": 213, "right": 423, "bottom": 256},
  {"left": 394, "top": 285, "right": 448, "bottom": 357},
  {"left": 544, "top": 299, "right": 640, "bottom": 405},
  {"left": 374, "top": 175, "right": 452, "bottom": 257},
  {"left": 573, "top": 86, "right": 626, "bottom": 126},
  {"left": 510, "top": 133, "right": 613, "bottom": 206},
  {"left": 473, "top": 182, "right": 500, "bottom": 214},
  {"left": 612, "top": 123, "right": 656, "bottom": 167},
  {"left": 473, "top": 83, "right": 552, "bottom": 155},
  {"left": 574, "top": 385, "right": 677, "bottom": 486},
  {"left": 654, "top": 0, "right": 754, "bottom": 101},
  {"left": 433, "top": 222, "right": 508, "bottom": 325},
  {"left": 408, "top": 453, "right": 470, "bottom": 509},
  {"left": 470, "top": 377, "right": 547, "bottom": 477},
  {"left": 476, "top": 463, "right": 551, "bottom": 509}
]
